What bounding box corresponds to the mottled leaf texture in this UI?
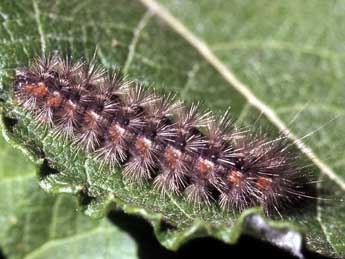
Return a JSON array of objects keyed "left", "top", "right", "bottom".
[
  {"left": 0, "top": 0, "right": 344, "bottom": 258},
  {"left": 0, "top": 134, "right": 138, "bottom": 258}
]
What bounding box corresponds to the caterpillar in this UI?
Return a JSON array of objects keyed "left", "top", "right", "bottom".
[{"left": 12, "top": 55, "right": 313, "bottom": 216}]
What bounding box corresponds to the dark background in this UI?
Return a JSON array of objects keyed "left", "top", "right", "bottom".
[{"left": 108, "top": 211, "right": 331, "bottom": 259}]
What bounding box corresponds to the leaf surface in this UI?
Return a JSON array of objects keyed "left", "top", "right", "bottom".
[
  {"left": 0, "top": 0, "right": 344, "bottom": 257},
  {"left": 0, "top": 135, "right": 138, "bottom": 259}
]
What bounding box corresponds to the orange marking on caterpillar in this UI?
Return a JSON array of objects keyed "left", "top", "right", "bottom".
[
  {"left": 109, "top": 124, "right": 126, "bottom": 144},
  {"left": 24, "top": 82, "right": 48, "bottom": 97},
  {"left": 46, "top": 93, "right": 62, "bottom": 107},
  {"left": 196, "top": 158, "right": 214, "bottom": 174},
  {"left": 256, "top": 176, "right": 273, "bottom": 190},
  {"left": 227, "top": 170, "right": 244, "bottom": 186},
  {"left": 164, "top": 146, "right": 182, "bottom": 170},
  {"left": 135, "top": 136, "right": 152, "bottom": 158}
]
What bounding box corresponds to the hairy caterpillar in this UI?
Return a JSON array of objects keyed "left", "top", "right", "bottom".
[{"left": 12, "top": 55, "right": 313, "bottom": 216}]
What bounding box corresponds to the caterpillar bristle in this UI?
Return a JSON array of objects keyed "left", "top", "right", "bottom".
[
  {"left": 12, "top": 55, "right": 316, "bottom": 216},
  {"left": 185, "top": 183, "right": 213, "bottom": 207}
]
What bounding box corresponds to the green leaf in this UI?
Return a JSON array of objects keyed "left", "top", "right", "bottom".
[
  {"left": 0, "top": 135, "right": 138, "bottom": 259},
  {"left": 0, "top": 0, "right": 344, "bottom": 258}
]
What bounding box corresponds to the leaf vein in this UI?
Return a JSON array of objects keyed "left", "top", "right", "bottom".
[
  {"left": 123, "top": 10, "right": 153, "bottom": 74},
  {"left": 32, "top": 0, "right": 46, "bottom": 55},
  {"left": 23, "top": 227, "right": 116, "bottom": 259}
]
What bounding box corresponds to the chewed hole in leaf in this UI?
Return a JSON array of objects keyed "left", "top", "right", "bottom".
[
  {"left": 78, "top": 186, "right": 97, "bottom": 207},
  {"left": 2, "top": 115, "right": 18, "bottom": 133},
  {"left": 159, "top": 219, "right": 177, "bottom": 232},
  {"left": 39, "top": 159, "right": 60, "bottom": 179}
]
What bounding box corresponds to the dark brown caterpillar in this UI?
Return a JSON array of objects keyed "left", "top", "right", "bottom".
[{"left": 12, "top": 55, "right": 313, "bottom": 216}]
